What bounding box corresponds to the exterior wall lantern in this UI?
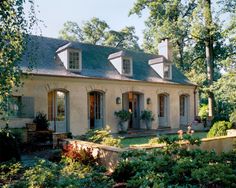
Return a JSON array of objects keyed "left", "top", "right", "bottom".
[
  {"left": 116, "top": 97, "right": 121, "bottom": 104},
  {"left": 147, "top": 98, "right": 151, "bottom": 105}
]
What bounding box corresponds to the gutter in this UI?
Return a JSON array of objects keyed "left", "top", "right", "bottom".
[{"left": 22, "top": 72, "right": 197, "bottom": 87}]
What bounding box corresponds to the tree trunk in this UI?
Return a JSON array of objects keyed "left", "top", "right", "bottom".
[
  {"left": 204, "top": 0, "right": 215, "bottom": 118},
  {"left": 177, "top": 40, "right": 184, "bottom": 70}
]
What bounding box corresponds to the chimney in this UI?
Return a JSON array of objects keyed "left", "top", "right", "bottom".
[{"left": 158, "top": 38, "right": 173, "bottom": 62}]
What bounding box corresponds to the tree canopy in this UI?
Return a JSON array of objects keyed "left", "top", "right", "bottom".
[
  {"left": 59, "top": 17, "right": 140, "bottom": 51},
  {"left": 130, "top": 0, "right": 236, "bottom": 118},
  {"left": 0, "top": 0, "right": 36, "bottom": 119}
]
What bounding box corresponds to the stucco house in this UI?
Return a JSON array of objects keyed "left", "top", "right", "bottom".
[{"left": 1, "top": 36, "right": 198, "bottom": 135}]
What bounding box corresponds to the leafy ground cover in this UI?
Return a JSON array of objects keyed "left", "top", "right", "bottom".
[
  {"left": 1, "top": 134, "right": 236, "bottom": 187},
  {"left": 121, "top": 131, "right": 207, "bottom": 147}
]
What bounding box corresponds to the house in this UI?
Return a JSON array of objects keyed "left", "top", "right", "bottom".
[{"left": 1, "top": 36, "right": 198, "bottom": 135}]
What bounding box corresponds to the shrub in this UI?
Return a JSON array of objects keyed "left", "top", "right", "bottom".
[
  {"left": 113, "top": 135, "right": 236, "bottom": 187},
  {"left": 0, "top": 161, "right": 22, "bottom": 185},
  {"left": 230, "top": 110, "right": 236, "bottom": 127},
  {"left": 77, "top": 128, "right": 121, "bottom": 147},
  {"left": 11, "top": 128, "right": 27, "bottom": 144},
  {"left": 207, "top": 121, "right": 232, "bottom": 138},
  {"left": 148, "top": 137, "right": 159, "bottom": 145},
  {"left": 18, "top": 159, "right": 58, "bottom": 188},
  {"left": 62, "top": 144, "right": 99, "bottom": 165},
  {"left": 0, "top": 128, "right": 20, "bottom": 162},
  {"left": 33, "top": 112, "right": 49, "bottom": 131},
  {"left": 198, "top": 104, "right": 208, "bottom": 121}
]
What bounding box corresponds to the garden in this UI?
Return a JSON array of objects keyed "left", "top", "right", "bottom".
[{"left": 1, "top": 115, "right": 236, "bottom": 187}]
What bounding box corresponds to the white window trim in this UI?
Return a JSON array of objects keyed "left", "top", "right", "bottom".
[
  {"left": 122, "top": 57, "right": 133, "bottom": 76},
  {"left": 67, "top": 49, "right": 82, "bottom": 72}
]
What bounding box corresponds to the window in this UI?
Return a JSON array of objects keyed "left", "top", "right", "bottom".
[
  {"left": 159, "top": 95, "right": 165, "bottom": 117},
  {"left": 164, "top": 64, "right": 170, "bottom": 78},
  {"left": 8, "top": 96, "right": 34, "bottom": 118},
  {"left": 122, "top": 58, "right": 132, "bottom": 75},
  {"left": 180, "top": 95, "right": 185, "bottom": 116},
  {"left": 69, "top": 51, "right": 80, "bottom": 70},
  {"left": 8, "top": 96, "right": 22, "bottom": 117}
]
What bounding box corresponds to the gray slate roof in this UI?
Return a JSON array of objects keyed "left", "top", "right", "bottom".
[{"left": 20, "top": 35, "right": 195, "bottom": 86}]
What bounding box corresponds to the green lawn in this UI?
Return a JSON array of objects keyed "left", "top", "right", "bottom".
[{"left": 121, "top": 132, "right": 208, "bottom": 147}]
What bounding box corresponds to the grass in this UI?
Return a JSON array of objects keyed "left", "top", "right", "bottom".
[{"left": 121, "top": 132, "right": 208, "bottom": 147}]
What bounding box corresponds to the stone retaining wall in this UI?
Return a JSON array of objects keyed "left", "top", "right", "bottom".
[
  {"left": 62, "top": 135, "right": 236, "bottom": 171},
  {"left": 62, "top": 139, "right": 126, "bottom": 172}
]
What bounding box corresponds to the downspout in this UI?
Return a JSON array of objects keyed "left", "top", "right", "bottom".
[{"left": 193, "top": 86, "right": 198, "bottom": 118}]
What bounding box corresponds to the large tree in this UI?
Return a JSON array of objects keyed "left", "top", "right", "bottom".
[
  {"left": 103, "top": 26, "right": 140, "bottom": 50},
  {"left": 59, "top": 18, "right": 109, "bottom": 44},
  {"left": 59, "top": 18, "right": 140, "bottom": 50},
  {"left": 0, "top": 0, "right": 36, "bottom": 118},
  {"left": 130, "top": 0, "right": 236, "bottom": 118},
  {"left": 130, "top": 0, "right": 197, "bottom": 69}
]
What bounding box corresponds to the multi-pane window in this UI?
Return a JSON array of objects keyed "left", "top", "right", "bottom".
[
  {"left": 180, "top": 95, "right": 185, "bottom": 116},
  {"left": 164, "top": 64, "right": 170, "bottom": 79},
  {"left": 122, "top": 58, "right": 131, "bottom": 75},
  {"left": 69, "top": 51, "right": 80, "bottom": 70},
  {"left": 159, "top": 95, "right": 165, "bottom": 117},
  {"left": 7, "top": 96, "right": 34, "bottom": 118},
  {"left": 8, "top": 96, "right": 22, "bottom": 117}
]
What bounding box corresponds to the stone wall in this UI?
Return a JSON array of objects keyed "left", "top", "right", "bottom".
[
  {"left": 62, "top": 139, "right": 126, "bottom": 172},
  {"left": 63, "top": 135, "right": 236, "bottom": 171}
]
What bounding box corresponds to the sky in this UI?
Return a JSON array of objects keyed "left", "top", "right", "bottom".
[{"left": 32, "top": 0, "right": 148, "bottom": 44}]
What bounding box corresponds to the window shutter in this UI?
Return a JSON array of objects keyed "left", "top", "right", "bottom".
[{"left": 20, "top": 96, "right": 35, "bottom": 118}]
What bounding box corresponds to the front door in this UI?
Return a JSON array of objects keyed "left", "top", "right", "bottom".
[
  {"left": 180, "top": 95, "right": 188, "bottom": 125},
  {"left": 158, "top": 94, "right": 168, "bottom": 127},
  {"left": 89, "top": 92, "right": 104, "bottom": 129},
  {"left": 48, "top": 90, "right": 67, "bottom": 132},
  {"left": 125, "top": 92, "right": 140, "bottom": 129}
]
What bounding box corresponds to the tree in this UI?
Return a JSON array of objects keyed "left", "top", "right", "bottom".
[
  {"left": 59, "top": 17, "right": 109, "bottom": 45},
  {"left": 130, "top": 0, "right": 236, "bottom": 118},
  {"left": 0, "top": 0, "right": 36, "bottom": 119},
  {"left": 59, "top": 21, "right": 82, "bottom": 41},
  {"left": 104, "top": 26, "right": 140, "bottom": 50},
  {"left": 129, "top": 0, "right": 197, "bottom": 69},
  {"left": 81, "top": 17, "right": 110, "bottom": 45},
  {"left": 59, "top": 18, "right": 141, "bottom": 50}
]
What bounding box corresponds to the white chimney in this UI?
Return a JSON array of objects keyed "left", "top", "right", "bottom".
[{"left": 158, "top": 38, "right": 173, "bottom": 62}]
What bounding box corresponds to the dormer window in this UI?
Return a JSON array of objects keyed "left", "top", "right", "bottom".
[
  {"left": 122, "top": 58, "right": 132, "bottom": 75},
  {"left": 56, "top": 43, "right": 82, "bottom": 72},
  {"left": 108, "top": 50, "right": 133, "bottom": 77},
  {"left": 149, "top": 57, "right": 172, "bottom": 80},
  {"left": 69, "top": 51, "right": 80, "bottom": 70},
  {"left": 164, "top": 64, "right": 171, "bottom": 79}
]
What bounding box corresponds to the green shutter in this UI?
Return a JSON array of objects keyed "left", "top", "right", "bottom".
[{"left": 20, "top": 97, "right": 35, "bottom": 118}]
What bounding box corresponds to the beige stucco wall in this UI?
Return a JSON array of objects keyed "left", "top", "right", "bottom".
[{"left": 5, "top": 75, "right": 196, "bottom": 135}]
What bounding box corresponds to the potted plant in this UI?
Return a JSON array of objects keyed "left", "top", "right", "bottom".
[
  {"left": 140, "top": 110, "right": 154, "bottom": 130},
  {"left": 114, "top": 110, "right": 131, "bottom": 132},
  {"left": 33, "top": 112, "right": 49, "bottom": 131}
]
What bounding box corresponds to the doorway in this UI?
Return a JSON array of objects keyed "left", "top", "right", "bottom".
[
  {"left": 180, "top": 95, "right": 189, "bottom": 125},
  {"left": 88, "top": 91, "right": 104, "bottom": 129},
  {"left": 122, "top": 92, "right": 142, "bottom": 129},
  {"left": 158, "top": 94, "right": 169, "bottom": 127},
  {"left": 48, "top": 90, "right": 68, "bottom": 132}
]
